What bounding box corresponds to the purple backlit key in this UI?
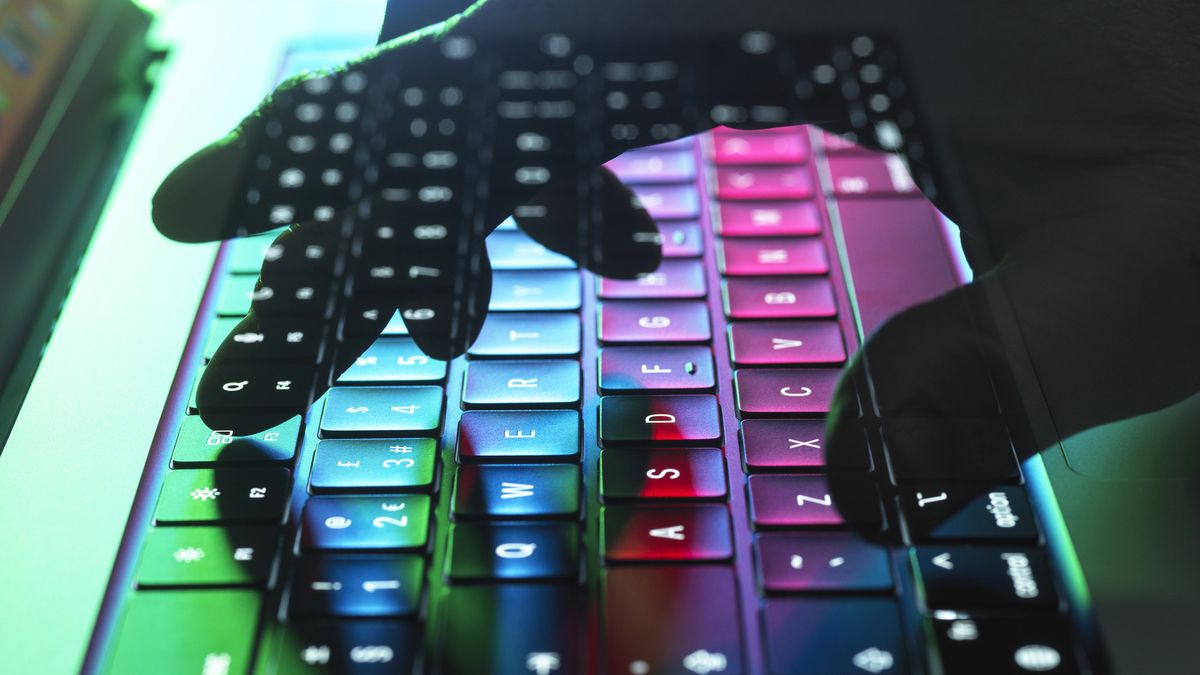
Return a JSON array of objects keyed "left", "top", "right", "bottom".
[
  {"left": 659, "top": 221, "right": 704, "bottom": 258},
  {"left": 598, "top": 346, "right": 715, "bottom": 393},
  {"left": 719, "top": 238, "right": 829, "bottom": 276},
  {"left": 599, "top": 395, "right": 722, "bottom": 446},
  {"left": 756, "top": 533, "right": 893, "bottom": 592},
  {"left": 714, "top": 166, "right": 814, "bottom": 200},
  {"left": 740, "top": 419, "right": 868, "bottom": 471},
  {"left": 722, "top": 278, "right": 837, "bottom": 319},
  {"left": 598, "top": 301, "right": 711, "bottom": 344},
  {"left": 712, "top": 132, "right": 809, "bottom": 165},
  {"left": 605, "top": 150, "right": 697, "bottom": 184},
  {"left": 734, "top": 368, "right": 841, "bottom": 417},
  {"left": 827, "top": 155, "right": 920, "bottom": 197},
  {"left": 632, "top": 185, "right": 700, "bottom": 220},
  {"left": 748, "top": 475, "right": 882, "bottom": 528},
  {"left": 715, "top": 201, "right": 822, "bottom": 237},
  {"left": 727, "top": 321, "right": 846, "bottom": 366},
  {"left": 597, "top": 260, "right": 707, "bottom": 300}
]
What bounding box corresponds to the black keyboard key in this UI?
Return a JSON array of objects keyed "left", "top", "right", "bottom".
[
  {"left": 931, "top": 615, "right": 1080, "bottom": 674},
  {"left": 320, "top": 386, "right": 443, "bottom": 437},
  {"left": 171, "top": 415, "right": 300, "bottom": 466},
  {"left": 135, "top": 526, "right": 278, "bottom": 588},
  {"left": 271, "top": 620, "right": 419, "bottom": 674},
  {"left": 747, "top": 475, "right": 882, "bottom": 530},
  {"left": 103, "top": 591, "right": 260, "bottom": 675},
  {"left": 153, "top": 468, "right": 291, "bottom": 524},
  {"left": 598, "top": 346, "right": 715, "bottom": 393},
  {"left": 289, "top": 556, "right": 425, "bottom": 618},
  {"left": 300, "top": 496, "right": 432, "bottom": 552},
  {"left": 461, "top": 360, "right": 581, "bottom": 409},
  {"left": 604, "top": 566, "right": 744, "bottom": 675},
  {"left": 913, "top": 545, "right": 1058, "bottom": 610},
  {"left": 309, "top": 439, "right": 437, "bottom": 493},
  {"left": 599, "top": 395, "right": 722, "bottom": 446},
  {"left": 439, "top": 584, "right": 581, "bottom": 675},
  {"left": 603, "top": 504, "right": 733, "bottom": 562},
  {"left": 457, "top": 410, "right": 580, "bottom": 462},
  {"left": 600, "top": 448, "right": 727, "bottom": 500},
  {"left": 763, "top": 598, "right": 905, "bottom": 675},
  {"left": 194, "top": 363, "right": 314, "bottom": 412},
  {"left": 452, "top": 465, "right": 580, "bottom": 519},
  {"left": 883, "top": 418, "right": 1021, "bottom": 483},
  {"left": 203, "top": 316, "right": 325, "bottom": 363},
  {"left": 334, "top": 337, "right": 448, "bottom": 384},
  {"left": 740, "top": 419, "right": 867, "bottom": 472},
  {"left": 468, "top": 312, "right": 581, "bottom": 358},
  {"left": 755, "top": 532, "right": 892, "bottom": 592},
  {"left": 901, "top": 486, "right": 1038, "bottom": 542},
  {"left": 598, "top": 301, "right": 711, "bottom": 343},
  {"left": 734, "top": 368, "right": 840, "bottom": 417},
  {"left": 446, "top": 521, "right": 579, "bottom": 580},
  {"left": 489, "top": 270, "right": 581, "bottom": 311},
  {"left": 597, "top": 259, "right": 707, "bottom": 299}
]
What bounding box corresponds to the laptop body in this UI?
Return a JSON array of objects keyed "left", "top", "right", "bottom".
[{"left": 1, "top": 0, "right": 1197, "bottom": 673}]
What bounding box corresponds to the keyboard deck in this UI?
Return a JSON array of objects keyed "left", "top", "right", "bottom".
[{"left": 95, "top": 35, "right": 1091, "bottom": 675}]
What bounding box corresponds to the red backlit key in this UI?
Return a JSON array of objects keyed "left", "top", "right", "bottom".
[
  {"left": 748, "top": 475, "right": 882, "bottom": 529},
  {"left": 715, "top": 166, "right": 814, "bottom": 200},
  {"left": 712, "top": 132, "right": 809, "bottom": 165},
  {"left": 600, "top": 448, "right": 727, "bottom": 500},
  {"left": 597, "top": 260, "right": 707, "bottom": 300},
  {"left": 598, "top": 301, "right": 711, "bottom": 344},
  {"left": 827, "top": 155, "right": 920, "bottom": 197},
  {"left": 599, "top": 395, "right": 722, "bottom": 446},
  {"left": 719, "top": 238, "right": 829, "bottom": 276},
  {"left": 716, "top": 201, "right": 822, "bottom": 237},
  {"left": 727, "top": 321, "right": 846, "bottom": 366},
  {"left": 734, "top": 368, "right": 841, "bottom": 416},
  {"left": 722, "top": 278, "right": 836, "bottom": 319},
  {"left": 632, "top": 185, "right": 700, "bottom": 220},
  {"left": 602, "top": 504, "right": 733, "bottom": 561},
  {"left": 605, "top": 150, "right": 697, "bottom": 184}
]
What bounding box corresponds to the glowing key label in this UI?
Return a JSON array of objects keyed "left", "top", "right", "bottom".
[{"left": 1013, "top": 644, "right": 1061, "bottom": 672}]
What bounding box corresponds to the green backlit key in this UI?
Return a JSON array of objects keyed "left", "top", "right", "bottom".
[
  {"left": 153, "top": 468, "right": 291, "bottom": 524},
  {"left": 171, "top": 415, "right": 300, "bottom": 466},
  {"left": 136, "top": 526, "right": 279, "bottom": 587},
  {"left": 103, "top": 590, "right": 260, "bottom": 675}
]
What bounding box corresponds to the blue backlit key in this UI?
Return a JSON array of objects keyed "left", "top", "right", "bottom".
[
  {"left": 309, "top": 439, "right": 437, "bottom": 492},
  {"left": 446, "top": 522, "right": 579, "bottom": 580},
  {"left": 486, "top": 230, "right": 576, "bottom": 269},
  {"left": 320, "top": 387, "right": 443, "bottom": 437},
  {"left": 461, "top": 360, "right": 581, "bottom": 409},
  {"left": 300, "top": 495, "right": 432, "bottom": 552},
  {"left": 467, "top": 313, "right": 581, "bottom": 358},
  {"left": 288, "top": 556, "right": 425, "bottom": 618},
  {"left": 457, "top": 410, "right": 580, "bottom": 462},
  {"left": 452, "top": 465, "right": 580, "bottom": 519},
  {"left": 490, "top": 270, "right": 581, "bottom": 311},
  {"left": 334, "top": 337, "right": 447, "bottom": 384}
]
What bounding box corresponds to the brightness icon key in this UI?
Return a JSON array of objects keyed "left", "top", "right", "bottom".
[
  {"left": 153, "top": 468, "right": 291, "bottom": 524},
  {"left": 135, "top": 526, "right": 279, "bottom": 588}
]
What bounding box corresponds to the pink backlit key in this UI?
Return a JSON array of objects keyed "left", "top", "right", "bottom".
[
  {"left": 605, "top": 150, "right": 697, "bottom": 184},
  {"left": 719, "top": 238, "right": 829, "bottom": 276},
  {"left": 712, "top": 132, "right": 809, "bottom": 165},
  {"left": 728, "top": 321, "right": 846, "bottom": 366},
  {"left": 722, "top": 278, "right": 836, "bottom": 319},
  {"left": 820, "top": 131, "right": 875, "bottom": 155},
  {"left": 748, "top": 475, "right": 882, "bottom": 529},
  {"left": 827, "top": 155, "right": 920, "bottom": 197},
  {"left": 734, "top": 368, "right": 841, "bottom": 416},
  {"left": 659, "top": 221, "right": 704, "bottom": 258},
  {"left": 715, "top": 201, "right": 821, "bottom": 237},
  {"left": 715, "top": 167, "right": 814, "bottom": 200},
  {"left": 632, "top": 185, "right": 700, "bottom": 220},
  {"left": 597, "top": 260, "right": 706, "bottom": 300},
  {"left": 598, "top": 301, "right": 711, "bottom": 343}
]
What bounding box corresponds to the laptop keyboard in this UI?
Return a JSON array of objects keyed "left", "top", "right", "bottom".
[{"left": 98, "top": 35, "right": 1087, "bottom": 675}]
